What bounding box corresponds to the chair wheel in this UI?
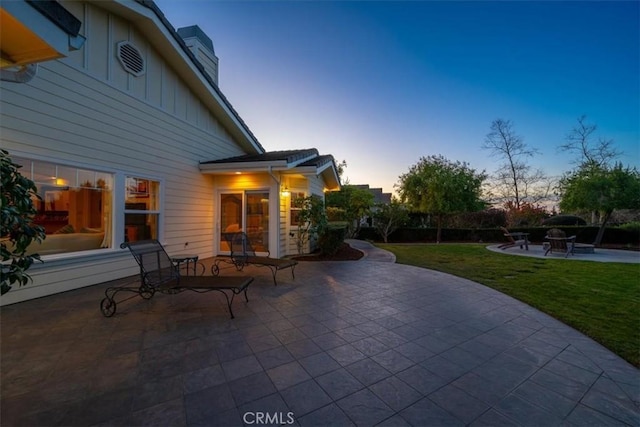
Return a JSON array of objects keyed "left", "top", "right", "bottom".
[{"left": 100, "top": 298, "right": 116, "bottom": 317}]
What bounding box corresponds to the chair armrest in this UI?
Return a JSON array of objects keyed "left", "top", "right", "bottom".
[{"left": 509, "top": 232, "right": 528, "bottom": 238}]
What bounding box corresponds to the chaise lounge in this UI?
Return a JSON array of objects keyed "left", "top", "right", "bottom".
[
  {"left": 213, "top": 232, "right": 298, "bottom": 286},
  {"left": 101, "top": 240, "right": 253, "bottom": 318}
]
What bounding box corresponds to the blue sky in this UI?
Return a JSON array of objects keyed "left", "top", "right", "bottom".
[{"left": 155, "top": 0, "right": 639, "bottom": 194}]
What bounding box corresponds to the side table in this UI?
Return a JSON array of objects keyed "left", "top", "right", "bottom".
[{"left": 171, "top": 254, "right": 202, "bottom": 276}]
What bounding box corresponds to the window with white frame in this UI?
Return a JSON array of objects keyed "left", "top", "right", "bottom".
[
  {"left": 124, "top": 176, "right": 160, "bottom": 242},
  {"left": 290, "top": 192, "right": 306, "bottom": 226},
  {"left": 12, "top": 156, "right": 114, "bottom": 255}
]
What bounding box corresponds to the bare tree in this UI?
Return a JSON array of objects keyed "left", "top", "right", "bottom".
[
  {"left": 560, "top": 115, "right": 621, "bottom": 169},
  {"left": 559, "top": 115, "right": 624, "bottom": 226},
  {"left": 482, "top": 119, "right": 548, "bottom": 209}
]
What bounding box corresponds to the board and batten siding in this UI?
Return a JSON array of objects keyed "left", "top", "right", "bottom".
[
  {"left": 307, "top": 175, "right": 326, "bottom": 197},
  {"left": 0, "top": 2, "right": 251, "bottom": 305}
]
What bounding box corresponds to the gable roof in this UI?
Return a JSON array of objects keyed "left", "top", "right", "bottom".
[
  {"left": 353, "top": 184, "right": 393, "bottom": 204},
  {"left": 96, "top": 0, "right": 265, "bottom": 155},
  {"left": 200, "top": 149, "right": 341, "bottom": 190}
]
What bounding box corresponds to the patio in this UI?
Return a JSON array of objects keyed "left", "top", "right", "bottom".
[
  {"left": 1, "top": 242, "right": 638, "bottom": 426},
  {"left": 486, "top": 244, "right": 640, "bottom": 264}
]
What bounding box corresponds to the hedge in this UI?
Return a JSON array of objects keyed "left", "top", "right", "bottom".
[{"left": 357, "top": 226, "right": 640, "bottom": 246}]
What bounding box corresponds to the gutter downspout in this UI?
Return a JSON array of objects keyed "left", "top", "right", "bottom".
[
  {"left": 267, "top": 166, "right": 281, "bottom": 186},
  {"left": 1, "top": 64, "right": 38, "bottom": 83}
]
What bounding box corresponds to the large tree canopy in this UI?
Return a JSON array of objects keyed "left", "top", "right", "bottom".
[
  {"left": 559, "top": 163, "right": 640, "bottom": 245},
  {"left": 397, "top": 155, "right": 486, "bottom": 242}
]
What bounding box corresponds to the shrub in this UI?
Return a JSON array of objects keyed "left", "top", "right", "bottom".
[
  {"left": 1, "top": 150, "right": 47, "bottom": 295},
  {"left": 542, "top": 215, "right": 587, "bottom": 226},
  {"left": 617, "top": 221, "right": 640, "bottom": 233},
  {"left": 326, "top": 206, "right": 345, "bottom": 222},
  {"left": 318, "top": 222, "right": 347, "bottom": 255},
  {"left": 504, "top": 201, "right": 549, "bottom": 227},
  {"left": 291, "top": 195, "right": 327, "bottom": 254},
  {"left": 450, "top": 209, "right": 507, "bottom": 228}
]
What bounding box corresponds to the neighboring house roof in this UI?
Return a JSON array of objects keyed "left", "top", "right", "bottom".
[
  {"left": 353, "top": 184, "right": 393, "bottom": 204},
  {"left": 200, "top": 149, "right": 341, "bottom": 190}
]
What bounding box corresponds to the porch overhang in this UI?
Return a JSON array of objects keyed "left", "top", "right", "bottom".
[
  {"left": 199, "top": 149, "right": 341, "bottom": 191},
  {"left": 1, "top": 0, "right": 85, "bottom": 69}
]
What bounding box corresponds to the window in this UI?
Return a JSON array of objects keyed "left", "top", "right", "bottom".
[
  {"left": 290, "top": 192, "right": 306, "bottom": 226},
  {"left": 14, "top": 157, "right": 113, "bottom": 255},
  {"left": 124, "top": 177, "right": 160, "bottom": 242}
]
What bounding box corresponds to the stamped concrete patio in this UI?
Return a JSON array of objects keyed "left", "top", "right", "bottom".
[{"left": 1, "top": 241, "right": 638, "bottom": 426}]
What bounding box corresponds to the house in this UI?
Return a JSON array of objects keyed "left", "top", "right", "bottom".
[
  {"left": 0, "top": 0, "right": 340, "bottom": 305},
  {"left": 352, "top": 184, "right": 392, "bottom": 227},
  {"left": 353, "top": 185, "right": 392, "bottom": 205}
]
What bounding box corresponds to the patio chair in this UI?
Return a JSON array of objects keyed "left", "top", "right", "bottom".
[
  {"left": 212, "top": 231, "right": 297, "bottom": 286},
  {"left": 544, "top": 228, "right": 576, "bottom": 258},
  {"left": 100, "top": 240, "right": 253, "bottom": 319},
  {"left": 498, "top": 227, "right": 529, "bottom": 250}
]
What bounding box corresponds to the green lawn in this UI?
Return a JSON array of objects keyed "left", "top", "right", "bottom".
[{"left": 379, "top": 243, "right": 640, "bottom": 367}]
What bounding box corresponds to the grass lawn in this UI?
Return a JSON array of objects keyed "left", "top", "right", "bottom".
[{"left": 379, "top": 243, "right": 640, "bottom": 367}]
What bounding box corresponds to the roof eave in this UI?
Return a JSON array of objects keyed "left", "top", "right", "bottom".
[{"left": 199, "top": 160, "right": 289, "bottom": 174}]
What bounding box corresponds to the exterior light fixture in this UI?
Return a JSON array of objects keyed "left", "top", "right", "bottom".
[{"left": 281, "top": 186, "right": 290, "bottom": 197}]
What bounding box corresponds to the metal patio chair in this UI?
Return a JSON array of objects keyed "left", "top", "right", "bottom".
[
  {"left": 212, "top": 232, "right": 297, "bottom": 286},
  {"left": 100, "top": 240, "right": 253, "bottom": 318}
]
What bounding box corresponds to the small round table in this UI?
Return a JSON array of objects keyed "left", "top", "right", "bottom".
[{"left": 171, "top": 254, "right": 200, "bottom": 276}]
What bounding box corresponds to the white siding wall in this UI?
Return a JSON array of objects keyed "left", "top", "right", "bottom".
[
  {"left": 307, "top": 175, "right": 325, "bottom": 197},
  {"left": 0, "top": 2, "right": 248, "bottom": 305}
]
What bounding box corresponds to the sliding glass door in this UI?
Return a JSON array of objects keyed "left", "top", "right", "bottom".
[{"left": 219, "top": 191, "right": 269, "bottom": 253}]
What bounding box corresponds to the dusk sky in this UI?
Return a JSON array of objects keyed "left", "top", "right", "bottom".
[{"left": 155, "top": 0, "right": 639, "bottom": 195}]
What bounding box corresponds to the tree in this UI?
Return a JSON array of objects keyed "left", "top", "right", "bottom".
[
  {"left": 290, "top": 195, "right": 327, "bottom": 254},
  {"left": 325, "top": 185, "right": 374, "bottom": 238},
  {"left": 558, "top": 163, "right": 640, "bottom": 245},
  {"left": 335, "top": 159, "right": 348, "bottom": 182},
  {"left": 482, "top": 119, "right": 549, "bottom": 208},
  {"left": 397, "top": 155, "right": 487, "bottom": 243},
  {"left": 1, "top": 150, "right": 47, "bottom": 295},
  {"left": 557, "top": 114, "right": 634, "bottom": 239},
  {"left": 373, "top": 199, "right": 409, "bottom": 243},
  {"left": 560, "top": 115, "right": 621, "bottom": 169}
]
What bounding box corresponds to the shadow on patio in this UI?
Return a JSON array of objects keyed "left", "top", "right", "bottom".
[{"left": 2, "top": 253, "right": 638, "bottom": 426}]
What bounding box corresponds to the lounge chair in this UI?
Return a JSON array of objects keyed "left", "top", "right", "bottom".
[
  {"left": 544, "top": 228, "right": 576, "bottom": 258},
  {"left": 100, "top": 240, "right": 253, "bottom": 318},
  {"left": 213, "top": 232, "right": 298, "bottom": 286},
  {"left": 498, "top": 227, "right": 529, "bottom": 250}
]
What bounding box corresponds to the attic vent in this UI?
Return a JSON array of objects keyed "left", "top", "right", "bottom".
[{"left": 116, "top": 41, "right": 145, "bottom": 76}]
